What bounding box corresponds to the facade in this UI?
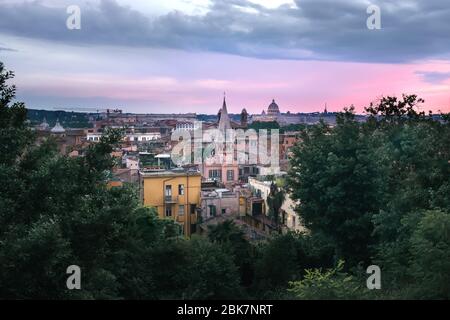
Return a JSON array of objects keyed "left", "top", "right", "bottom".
[
  {"left": 201, "top": 163, "right": 239, "bottom": 186},
  {"left": 281, "top": 195, "right": 304, "bottom": 232},
  {"left": 238, "top": 188, "right": 274, "bottom": 238},
  {"left": 174, "top": 121, "right": 201, "bottom": 132},
  {"left": 257, "top": 165, "right": 282, "bottom": 176},
  {"left": 87, "top": 131, "right": 161, "bottom": 142},
  {"left": 238, "top": 188, "right": 265, "bottom": 217},
  {"left": 280, "top": 132, "right": 300, "bottom": 160},
  {"left": 238, "top": 164, "right": 259, "bottom": 183},
  {"left": 200, "top": 97, "right": 239, "bottom": 186},
  {"left": 248, "top": 177, "right": 272, "bottom": 212},
  {"left": 124, "top": 156, "right": 139, "bottom": 170},
  {"left": 140, "top": 168, "right": 202, "bottom": 237},
  {"left": 200, "top": 188, "right": 240, "bottom": 222},
  {"left": 112, "top": 167, "right": 139, "bottom": 184},
  {"left": 248, "top": 176, "right": 303, "bottom": 232},
  {"left": 124, "top": 132, "right": 161, "bottom": 142}
]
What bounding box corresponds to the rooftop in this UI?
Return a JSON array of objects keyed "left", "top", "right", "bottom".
[
  {"left": 51, "top": 120, "right": 66, "bottom": 133},
  {"left": 140, "top": 167, "right": 201, "bottom": 178}
]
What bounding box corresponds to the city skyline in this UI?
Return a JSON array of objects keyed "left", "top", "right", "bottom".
[{"left": 1, "top": 0, "right": 450, "bottom": 114}]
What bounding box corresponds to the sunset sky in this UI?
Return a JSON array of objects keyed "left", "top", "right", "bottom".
[{"left": 1, "top": 0, "right": 450, "bottom": 114}]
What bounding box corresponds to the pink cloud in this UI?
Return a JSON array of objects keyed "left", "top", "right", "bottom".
[{"left": 11, "top": 49, "right": 450, "bottom": 114}]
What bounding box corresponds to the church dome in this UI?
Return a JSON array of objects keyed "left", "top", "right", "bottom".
[
  {"left": 267, "top": 99, "right": 280, "bottom": 115},
  {"left": 51, "top": 120, "right": 66, "bottom": 133},
  {"left": 39, "top": 117, "right": 50, "bottom": 130}
]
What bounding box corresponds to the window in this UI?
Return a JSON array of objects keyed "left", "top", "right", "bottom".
[
  {"left": 209, "top": 170, "right": 221, "bottom": 179},
  {"left": 165, "top": 206, "right": 172, "bottom": 217},
  {"left": 190, "top": 204, "right": 196, "bottom": 215},
  {"left": 222, "top": 208, "right": 226, "bottom": 215},
  {"left": 227, "top": 170, "right": 234, "bottom": 181},
  {"left": 178, "top": 205, "right": 185, "bottom": 216},
  {"left": 165, "top": 185, "right": 172, "bottom": 197},
  {"left": 208, "top": 205, "right": 217, "bottom": 217},
  {"left": 178, "top": 184, "right": 185, "bottom": 195}
]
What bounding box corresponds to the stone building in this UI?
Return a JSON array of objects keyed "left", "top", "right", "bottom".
[{"left": 200, "top": 97, "right": 239, "bottom": 187}]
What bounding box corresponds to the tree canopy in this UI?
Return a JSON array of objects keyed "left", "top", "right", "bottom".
[{"left": 287, "top": 96, "right": 450, "bottom": 299}]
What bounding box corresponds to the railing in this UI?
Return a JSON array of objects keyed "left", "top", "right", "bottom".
[{"left": 164, "top": 195, "right": 178, "bottom": 203}]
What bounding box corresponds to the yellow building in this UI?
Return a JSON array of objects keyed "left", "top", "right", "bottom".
[{"left": 139, "top": 168, "right": 202, "bottom": 237}]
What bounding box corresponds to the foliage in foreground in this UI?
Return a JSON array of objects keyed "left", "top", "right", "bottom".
[{"left": 287, "top": 95, "right": 450, "bottom": 299}]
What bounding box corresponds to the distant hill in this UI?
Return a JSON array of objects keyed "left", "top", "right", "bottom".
[{"left": 27, "top": 109, "right": 93, "bottom": 128}]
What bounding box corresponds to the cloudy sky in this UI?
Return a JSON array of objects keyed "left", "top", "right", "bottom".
[{"left": 1, "top": 0, "right": 450, "bottom": 114}]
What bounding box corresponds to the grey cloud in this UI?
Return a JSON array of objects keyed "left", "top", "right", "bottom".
[
  {"left": 0, "top": 0, "right": 450, "bottom": 63},
  {"left": 0, "top": 41, "right": 17, "bottom": 52},
  {"left": 416, "top": 71, "right": 450, "bottom": 84},
  {"left": 0, "top": 47, "right": 17, "bottom": 52}
]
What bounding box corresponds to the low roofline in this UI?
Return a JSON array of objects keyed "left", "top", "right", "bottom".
[{"left": 139, "top": 170, "right": 201, "bottom": 178}]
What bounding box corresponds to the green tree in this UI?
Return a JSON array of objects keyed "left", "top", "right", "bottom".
[
  {"left": 207, "top": 220, "right": 254, "bottom": 288},
  {"left": 253, "top": 232, "right": 334, "bottom": 298},
  {"left": 368, "top": 99, "right": 450, "bottom": 296},
  {"left": 146, "top": 236, "right": 243, "bottom": 299},
  {"left": 408, "top": 210, "right": 450, "bottom": 299},
  {"left": 288, "top": 260, "right": 372, "bottom": 300},
  {"left": 249, "top": 121, "right": 280, "bottom": 131},
  {"left": 365, "top": 94, "right": 428, "bottom": 123},
  {"left": 287, "top": 109, "right": 381, "bottom": 266},
  {"left": 0, "top": 63, "right": 181, "bottom": 299},
  {"left": 183, "top": 237, "right": 243, "bottom": 299},
  {"left": 0, "top": 62, "right": 32, "bottom": 166}
]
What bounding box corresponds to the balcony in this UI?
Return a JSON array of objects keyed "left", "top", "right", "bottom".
[{"left": 164, "top": 195, "right": 178, "bottom": 204}]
